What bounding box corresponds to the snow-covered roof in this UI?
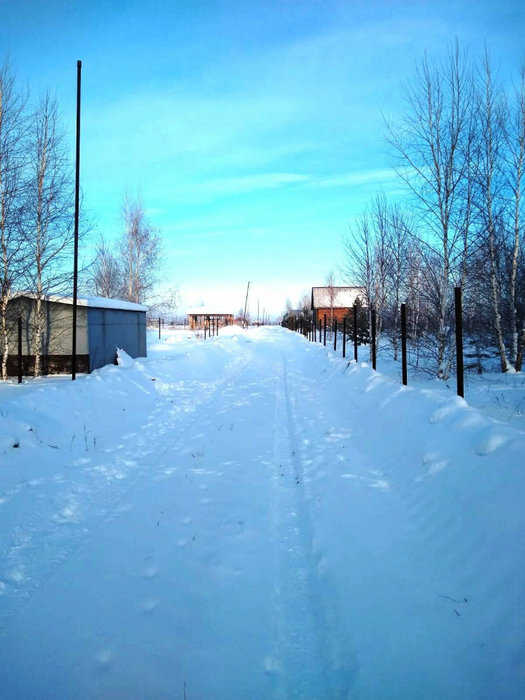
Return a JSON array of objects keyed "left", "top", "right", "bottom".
[
  {"left": 311, "top": 286, "right": 365, "bottom": 309},
  {"left": 187, "top": 306, "right": 234, "bottom": 316},
  {"left": 11, "top": 292, "right": 148, "bottom": 312}
]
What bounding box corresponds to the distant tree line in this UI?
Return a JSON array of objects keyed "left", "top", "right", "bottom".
[{"left": 344, "top": 43, "right": 525, "bottom": 377}]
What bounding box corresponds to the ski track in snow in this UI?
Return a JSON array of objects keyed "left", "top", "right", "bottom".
[{"left": 268, "top": 339, "right": 355, "bottom": 698}]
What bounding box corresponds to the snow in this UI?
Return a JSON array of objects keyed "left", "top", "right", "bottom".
[
  {"left": 11, "top": 291, "right": 148, "bottom": 312},
  {"left": 116, "top": 348, "right": 136, "bottom": 368},
  {"left": 0, "top": 326, "right": 524, "bottom": 698},
  {"left": 311, "top": 286, "right": 364, "bottom": 308}
]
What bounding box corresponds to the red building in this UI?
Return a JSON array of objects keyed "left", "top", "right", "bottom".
[{"left": 311, "top": 286, "right": 365, "bottom": 325}]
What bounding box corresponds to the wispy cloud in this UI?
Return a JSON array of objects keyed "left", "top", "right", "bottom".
[
  {"left": 185, "top": 172, "right": 310, "bottom": 198},
  {"left": 313, "top": 168, "right": 398, "bottom": 189},
  {"left": 162, "top": 168, "right": 402, "bottom": 204}
]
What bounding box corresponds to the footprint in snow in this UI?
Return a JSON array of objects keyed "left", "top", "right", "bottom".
[
  {"left": 221, "top": 514, "right": 247, "bottom": 536},
  {"left": 139, "top": 597, "right": 159, "bottom": 614},
  {"left": 142, "top": 564, "right": 158, "bottom": 580},
  {"left": 95, "top": 649, "right": 114, "bottom": 668}
]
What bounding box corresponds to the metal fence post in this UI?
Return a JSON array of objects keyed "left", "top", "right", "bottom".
[
  {"left": 158, "top": 316, "right": 161, "bottom": 339},
  {"left": 323, "top": 314, "right": 327, "bottom": 346},
  {"left": 334, "top": 320, "right": 337, "bottom": 351},
  {"left": 18, "top": 316, "right": 22, "bottom": 384},
  {"left": 401, "top": 303, "right": 408, "bottom": 386},
  {"left": 371, "top": 308, "right": 377, "bottom": 370},
  {"left": 342, "top": 318, "right": 346, "bottom": 358},
  {"left": 455, "top": 287, "right": 464, "bottom": 398}
]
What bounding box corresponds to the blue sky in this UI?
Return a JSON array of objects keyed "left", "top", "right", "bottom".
[{"left": 2, "top": 0, "right": 524, "bottom": 316}]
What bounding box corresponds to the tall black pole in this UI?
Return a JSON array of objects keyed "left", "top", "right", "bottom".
[
  {"left": 72, "top": 60, "right": 81, "bottom": 380},
  {"left": 342, "top": 318, "right": 346, "bottom": 358},
  {"left": 334, "top": 320, "right": 337, "bottom": 351},
  {"left": 323, "top": 314, "right": 327, "bottom": 346},
  {"left": 401, "top": 303, "right": 408, "bottom": 386},
  {"left": 455, "top": 287, "right": 464, "bottom": 398}
]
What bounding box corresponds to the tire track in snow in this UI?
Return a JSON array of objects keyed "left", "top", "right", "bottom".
[{"left": 269, "top": 343, "right": 341, "bottom": 698}]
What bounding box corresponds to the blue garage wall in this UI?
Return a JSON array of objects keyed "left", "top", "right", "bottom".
[{"left": 87, "top": 308, "right": 147, "bottom": 370}]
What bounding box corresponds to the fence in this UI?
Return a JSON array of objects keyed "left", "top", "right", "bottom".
[
  {"left": 153, "top": 315, "right": 228, "bottom": 341},
  {"left": 286, "top": 287, "right": 465, "bottom": 398}
]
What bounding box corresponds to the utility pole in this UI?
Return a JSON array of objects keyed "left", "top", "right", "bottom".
[
  {"left": 243, "top": 281, "right": 250, "bottom": 329},
  {"left": 72, "top": 59, "right": 82, "bottom": 380}
]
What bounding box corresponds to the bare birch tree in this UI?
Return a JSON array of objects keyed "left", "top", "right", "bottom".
[
  {"left": 119, "top": 193, "right": 162, "bottom": 304},
  {"left": 0, "top": 64, "right": 28, "bottom": 379},
  {"left": 384, "top": 204, "right": 412, "bottom": 360},
  {"left": 90, "top": 235, "right": 122, "bottom": 299},
  {"left": 474, "top": 51, "right": 511, "bottom": 372},
  {"left": 343, "top": 198, "right": 403, "bottom": 360},
  {"left": 505, "top": 64, "right": 525, "bottom": 370},
  {"left": 343, "top": 214, "right": 375, "bottom": 359},
  {"left": 370, "top": 194, "right": 391, "bottom": 347},
  {"left": 23, "top": 92, "right": 75, "bottom": 376},
  {"left": 298, "top": 292, "right": 311, "bottom": 321},
  {"left": 386, "top": 42, "right": 474, "bottom": 378},
  {"left": 325, "top": 270, "right": 337, "bottom": 325}
]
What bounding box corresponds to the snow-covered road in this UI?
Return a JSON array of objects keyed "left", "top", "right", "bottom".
[{"left": 1, "top": 327, "right": 524, "bottom": 698}]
